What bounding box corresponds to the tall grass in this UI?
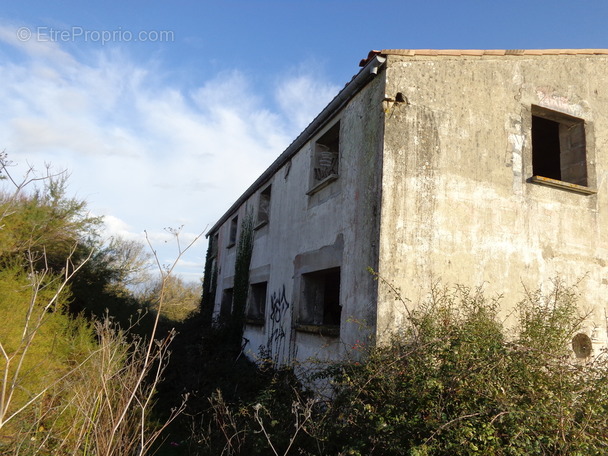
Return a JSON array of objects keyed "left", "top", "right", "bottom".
[{"left": 0, "top": 156, "right": 201, "bottom": 455}]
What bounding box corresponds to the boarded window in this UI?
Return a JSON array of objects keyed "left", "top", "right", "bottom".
[
  {"left": 532, "top": 106, "right": 587, "bottom": 186},
  {"left": 299, "top": 267, "right": 341, "bottom": 328}
]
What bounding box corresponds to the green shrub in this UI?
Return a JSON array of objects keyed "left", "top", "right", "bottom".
[
  {"left": 185, "top": 281, "right": 608, "bottom": 455},
  {"left": 314, "top": 282, "right": 608, "bottom": 456},
  {"left": 0, "top": 158, "right": 188, "bottom": 455}
]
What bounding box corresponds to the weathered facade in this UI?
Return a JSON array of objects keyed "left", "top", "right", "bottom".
[{"left": 204, "top": 49, "right": 608, "bottom": 364}]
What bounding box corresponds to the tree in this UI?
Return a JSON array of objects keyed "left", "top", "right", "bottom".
[
  {"left": 140, "top": 274, "right": 201, "bottom": 322},
  {"left": 0, "top": 158, "right": 100, "bottom": 449},
  {"left": 0, "top": 168, "right": 101, "bottom": 272},
  {"left": 0, "top": 155, "right": 194, "bottom": 454}
]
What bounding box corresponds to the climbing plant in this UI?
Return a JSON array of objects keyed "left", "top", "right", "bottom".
[
  {"left": 201, "top": 235, "right": 218, "bottom": 328},
  {"left": 230, "top": 213, "right": 254, "bottom": 344}
]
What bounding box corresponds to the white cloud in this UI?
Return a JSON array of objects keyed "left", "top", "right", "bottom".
[
  {"left": 103, "top": 214, "right": 135, "bottom": 237},
  {"left": 0, "top": 25, "right": 341, "bottom": 280},
  {"left": 0, "top": 24, "right": 77, "bottom": 66},
  {"left": 274, "top": 69, "right": 341, "bottom": 132}
]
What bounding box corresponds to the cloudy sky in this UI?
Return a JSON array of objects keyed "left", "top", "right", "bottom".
[{"left": 1, "top": 1, "right": 607, "bottom": 281}]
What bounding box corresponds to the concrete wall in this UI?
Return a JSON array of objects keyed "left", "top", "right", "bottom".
[
  {"left": 378, "top": 54, "right": 608, "bottom": 350},
  {"left": 211, "top": 73, "right": 386, "bottom": 365}
]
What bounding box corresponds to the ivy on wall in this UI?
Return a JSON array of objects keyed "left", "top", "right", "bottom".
[
  {"left": 200, "top": 238, "right": 218, "bottom": 328},
  {"left": 230, "top": 213, "right": 254, "bottom": 344}
]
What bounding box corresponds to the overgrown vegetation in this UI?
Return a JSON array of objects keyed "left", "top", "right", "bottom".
[
  {"left": 200, "top": 235, "right": 217, "bottom": 328},
  {"left": 4, "top": 152, "right": 608, "bottom": 455},
  {"left": 313, "top": 282, "right": 608, "bottom": 455},
  {"left": 0, "top": 155, "right": 198, "bottom": 455},
  {"left": 228, "top": 213, "right": 254, "bottom": 343},
  {"left": 172, "top": 280, "right": 608, "bottom": 456}
]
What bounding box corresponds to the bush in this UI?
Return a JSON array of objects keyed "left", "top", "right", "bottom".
[
  {"left": 0, "top": 157, "right": 191, "bottom": 455},
  {"left": 314, "top": 282, "right": 608, "bottom": 456},
  {"left": 157, "top": 315, "right": 317, "bottom": 456},
  {"left": 184, "top": 280, "right": 608, "bottom": 455}
]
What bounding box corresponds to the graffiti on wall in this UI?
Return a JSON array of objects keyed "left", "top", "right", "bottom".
[
  {"left": 270, "top": 284, "right": 290, "bottom": 323},
  {"left": 264, "top": 284, "right": 293, "bottom": 364}
]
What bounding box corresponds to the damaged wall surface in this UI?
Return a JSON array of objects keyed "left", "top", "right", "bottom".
[
  {"left": 378, "top": 50, "right": 608, "bottom": 351},
  {"left": 205, "top": 49, "right": 608, "bottom": 364}
]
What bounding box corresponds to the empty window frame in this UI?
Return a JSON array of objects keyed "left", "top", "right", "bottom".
[
  {"left": 312, "top": 122, "right": 340, "bottom": 184},
  {"left": 256, "top": 185, "right": 271, "bottom": 226},
  {"left": 228, "top": 215, "right": 238, "bottom": 247},
  {"left": 219, "top": 288, "right": 234, "bottom": 322},
  {"left": 532, "top": 106, "right": 587, "bottom": 186},
  {"left": 246, "top": 281, "right": 268, "bottom": 323},
  {"left": 299, "top": 267, "right": 341, "bottom": 327},
  {"left": 210, "top": 233, "right": 219, "bottom": 257}
]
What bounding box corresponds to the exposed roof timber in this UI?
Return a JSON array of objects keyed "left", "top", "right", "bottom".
[{"left": 206, "top": 54, "right": 387, "bottom": 237}]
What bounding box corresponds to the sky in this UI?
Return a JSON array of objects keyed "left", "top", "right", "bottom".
[{"left": 1, "top": 1, "right": 607, "bottom": 282}]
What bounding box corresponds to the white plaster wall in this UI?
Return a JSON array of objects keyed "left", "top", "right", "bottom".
[
  {"left": 212, "top": 74, "right": 386, "bottom": 365},
  {"left": 378, "top": 55, "right": 608, "bottom": 351}
]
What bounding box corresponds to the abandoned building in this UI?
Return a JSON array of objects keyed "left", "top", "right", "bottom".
[{"left": 203, "top": 49, "right": 608, "bottom": 365}]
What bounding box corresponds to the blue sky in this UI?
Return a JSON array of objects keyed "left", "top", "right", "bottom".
[{"left": 1, "top": 1, "right": 607, "bottom": 281}]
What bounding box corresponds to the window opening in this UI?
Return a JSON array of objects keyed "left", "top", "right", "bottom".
[
  {"left": 300, "top": 267, "right": 341, "bottom": 327},
  {"left": 257, "top": 185, "right": 271, "bottom": 226},
  {"left": 247, "top": 281, "right": 268, "bottom": 323},
  {"left": 211, "top": 233, "right": 219, "bottom": 257},
  {"left": 220, "top": 288, "right": 233, "bottom": 321},
  {"left": 228, "top": 215, "right": 238, "bottom": 247},
  {"left": 572, "top": 333, "right": 592, "bottom": 358},
  {"left": 313, "top": 122, "right": 340, "bottom": 183},
  {"left": 532, "top": 107, "right": 587, "bottom": 186}
]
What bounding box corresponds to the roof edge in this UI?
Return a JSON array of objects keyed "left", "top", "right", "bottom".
[
  {"left": 206, "top": 55, "right": 387, "bottom": 237},
  {"left": 359, "top": 48, "right": 608, "bottom": 66}
]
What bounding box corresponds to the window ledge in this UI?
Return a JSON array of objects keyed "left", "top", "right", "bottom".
[
  {"left": 530, "top": 176, "right": 597, "bottom": 195},
  {"left": 307, "top": 174, "right": 338, "bottom": 196},
  {"left": 226, "top": 242, "right": 236, "bottom": 249},
  {"left": 295, "top": 324, "right": 340, "bottom": 338},
  {"left": 254, "top": 220, "right": 268, "bottom": 231},
  {"left": 245, "top": 318, "right": 265, "bottom": 327}
]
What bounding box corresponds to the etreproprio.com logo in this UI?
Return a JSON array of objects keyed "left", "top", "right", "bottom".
[{"left": 16, "top": 26, "right": 175, "bottom": 45}]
